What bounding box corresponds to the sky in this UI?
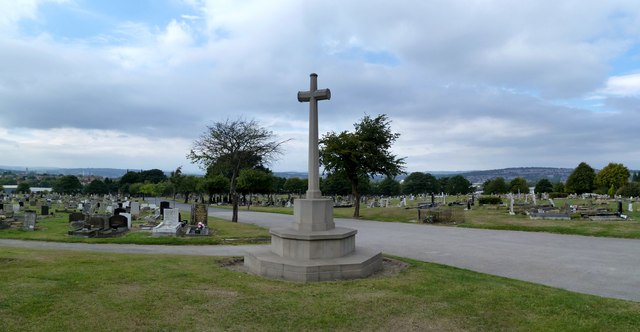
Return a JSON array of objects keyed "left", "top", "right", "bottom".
[{"left": 1, "top": 0, "right": 640, "bottom": 174}]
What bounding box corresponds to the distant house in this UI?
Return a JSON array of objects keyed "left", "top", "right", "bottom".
[{"left": 2, "top": 185, "right": 53, "bottom": 194}]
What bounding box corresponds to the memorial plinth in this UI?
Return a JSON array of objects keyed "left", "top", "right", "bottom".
[{"left": 244, "top": 73, "right": 382, "bottom": 282}]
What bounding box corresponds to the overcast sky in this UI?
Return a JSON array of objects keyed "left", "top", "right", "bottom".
[{"left": 1, "top": 1, "right": 639, "bottom": 174}]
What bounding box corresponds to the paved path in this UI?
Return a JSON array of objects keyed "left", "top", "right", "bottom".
[{"left": 2, "top": 205, "right": 640, "bottom": 303}]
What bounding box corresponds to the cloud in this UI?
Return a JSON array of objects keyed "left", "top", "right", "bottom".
[{"left": 1, "top": 0, "right": 640, "bottom": 172}]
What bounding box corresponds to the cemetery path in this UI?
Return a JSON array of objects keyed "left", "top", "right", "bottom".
[{"left": 193, "top": 205, "right": 640, "bottom": 303}]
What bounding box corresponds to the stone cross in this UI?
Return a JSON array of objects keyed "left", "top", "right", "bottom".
[{"left": 298, "top": 73, "right": 331, "bottom": 199}]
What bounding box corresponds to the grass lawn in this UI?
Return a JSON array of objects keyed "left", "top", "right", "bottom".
[
  {"left": 1, "top": 247, "right": 639, "bottom": 331},
  {"left": 0, "top": 212, "right": 269, "bottom": 245}
]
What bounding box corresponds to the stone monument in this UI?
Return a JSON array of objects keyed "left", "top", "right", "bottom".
[{"left": 244, "top": 73, "right": 382, "bottom": 281}]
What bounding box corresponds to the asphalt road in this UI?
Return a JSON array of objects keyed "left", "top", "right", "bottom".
[{"left": 2, "top": 202, "right": 639, "bottom": 302}]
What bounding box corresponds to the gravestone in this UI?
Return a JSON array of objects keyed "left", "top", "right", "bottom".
[
  {"left": 18, "top": 201, "right": 24, "bottom": 207},
  {"left": 152, "top": 208, "right": 182, "bottom": 236},
  {"left": 160, "top": 201, "right": 170, "bottom": 215},
  {"left": 120, "top": 212, "right": 132, "bottom": 229},
  {"left": 23, "top": 211, "right": 36, "bottom": 231},
  {"left": 245, "top": 73, "right": 382, "bottom": 282},
  {"left": 130, "top": 201, "right": 141, "bottom": 217},
  {"left": 41, "top": 205, "right": 49, "bottom": 216},
  {"left": 12, "top": 204, "right": 20, "bottom": 213},
  {"left": 108, "top": 215, "right": 128, "bottom": 229},
  {"left": 186, "top": 203, "right": 209, "bottom": 236},
  {"left": 0, "top": 203, "right": 3, "bottom": 211},
  {"left": 69, "top": 212, "right": 86, "bottom": 230}
]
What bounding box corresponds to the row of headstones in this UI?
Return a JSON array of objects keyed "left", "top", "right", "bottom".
[{"left": 0, "top": 202, "right": 50, "bottom": 216}]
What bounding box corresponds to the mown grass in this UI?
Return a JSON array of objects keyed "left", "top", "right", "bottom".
[
  {"left": 0, "top": 212, "right": 270, "bottom": 245},
  {"left": 0, "top": 247, "right": 638, "bottom": 331}
]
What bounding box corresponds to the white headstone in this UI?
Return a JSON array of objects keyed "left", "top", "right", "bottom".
[
  {"left": 12, "top": 204, "right": 20, "bottom": 213},
  {"left": 130, "top": 202, "right": 141, "bottom": 216},
  {"left": 628, "top": 202, "right": 633, "bottom": 212}
]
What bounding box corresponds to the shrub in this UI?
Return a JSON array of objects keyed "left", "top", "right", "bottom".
[
  {"left": 478, "top": 196, "right": 503, "bottom": 205},
  {"left": 549, "top": 192, "right": 568, "bottom": 199}
]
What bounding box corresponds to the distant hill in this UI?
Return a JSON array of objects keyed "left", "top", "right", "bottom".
[{"left": 456, "top": 167, "right": 573, "bottom": 184}]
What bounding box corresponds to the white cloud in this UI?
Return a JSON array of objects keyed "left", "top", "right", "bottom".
[{"left": 601, "top": 73, "right": 640, "bottom": 96}]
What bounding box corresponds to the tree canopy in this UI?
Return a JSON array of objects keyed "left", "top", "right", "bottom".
[
  {"left": 53, "top": 175, "right": 83, "bottom": 194},
  {"left": 188, "top": 119, "right": 287, "bottom": 222},
  {"left": 509, "top": 177, "right": 529, "bottom": 194},
  {"left": 320, "top": 114, "right": 405, "bottom": 217},
  {"left": 534, "top": 179, "right": 554, "bottom": 193},
  {"left": 565, "top": 162, "right": 595, "bottom": 194},
  {"left": 595, "top": 163, "right": 630, "bottom": 194},
  {"left": 402, "top": 172, "right": 439, "bottom": 195},
  {"left": 483, "top": 177, "right": 508, "bottom": 195}
]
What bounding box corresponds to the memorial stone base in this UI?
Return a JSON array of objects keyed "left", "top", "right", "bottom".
[{"left": 244, "top": 199, "right": 382, "bottom": 282}]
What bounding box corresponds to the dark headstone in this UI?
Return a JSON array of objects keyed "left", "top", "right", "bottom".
[
  {"left": 19, "top": 201, "right": 24, "bottom": 207},
  {"left": 114, "top": 207, "right": 126, "bottom": 215},
  {"left": 160, "top": 201, "right": 170, "bottom": 215},
  {"left": 86, "top": 216, "right": 108, "bottom": 230},
  {"left": 0, "top": 203, "right": 3, "bottom": 210},
  {"left": 41, "top": 205, "right": 49, "bottom": 216},
  {"left": 618, "top": 201, "right": 623, "bottom": 215},
  {"left": 108, "top": 215, "right": 128, "bottom": 229},
  {"left": 69, "top": 212, "right": 85, "bottom": 222}
]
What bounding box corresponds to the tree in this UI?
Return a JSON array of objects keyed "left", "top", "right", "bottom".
[
  {"left": 483, "top": 177, "right": 508, "bottom": 195},
  {"left": 565, "top": 162, "right": 595, "bottom": 194},
  {"left": 534, "top": 179, "right": 554, "bottom": 193},
  {"left": 320, "top": 114, "right": 405, "bottom": 217},
  {"left": 632, "top": 172, "right": 640, "bottom": 182},
  {"left": 178, "top": 175, "right": 200, "bottom": 203},
  {"left": 509, "top": 177, "right": 529, "bottom": 194},
  {"left": 139, "top": 169, "right": 167, "bottom": 184},
  {"left": 377, "top": 176, "right": 401, "bottom": 196},
  {"left": 595, "top": 163, "right": 630, "bottom": 194},
  {"left": 283, "top": 177, "right": 307, "bottom": 196},
  {"left": 444, "top": 175, "right": 472, "bottom": 195},
  {"left": 200, "top": 175, "right": 230, "bottom": 204},
  {"left": 53, "top": 175, "right": 83, "bottom": 194},
  {"left": 16, "top": 182, "right": 31, "bottom": 194},
  {"left": 188, "top": 119, "right": 287, "bottom": 222},
  {"left": 402, "top": 172, "right": 439, "bottom": 195},
  {"left": 237, "top": 169, "right": 273, "bottom": 208},
  {"left": 553, "top": 182, "right": 565, "bottom": 193},
  {"left": 617, "top": 182, "right": 640, "bottom": 197},
  {"left": 85, "top": 179, "right": 108, "bottom": 195}
]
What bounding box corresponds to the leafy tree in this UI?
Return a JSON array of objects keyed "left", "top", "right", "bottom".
[
  {"left": 377, "top": 176, "right": 401, "bottom": 196},
  {"left": 595, "top": 163, "right": 630, "bottom": 194},
  {"left": 119, "top": 171, "right": 141, "bottom": 186},
  {"left": 444, "top": 175, "right": 472, "bottom": 195},
  {"left": 16, "top": 182, "right": 31, "bottom": 194},
  {"left": 402, "top": 172, "right": 439, "bottom": 195},
  {"left": 237, "top": 169, "right": 273, "bottom": 208},
  {"left": 200, "top": 175, "right": 230, "bottom": 203},
  {"left": 553, "top": 182, "right": 565, "bottom": 193},
  {"left": 188, "top": 119, "right": 287, "bottom": 222},
  {"left": 139, "top": 169, "right": 167, "bottom": 184},
  {"left": 272, "top": 176, "right": 287, "bottom": 194},
  {"left": 103, "top": 178, "right": 119, "bottom": 194},
  {"left": 283, "top": 177, "right": 307, "bottom": 196},
  {"left": 509, "top": 177, "right": 529, "bottom": 194},
  {"left": 565, "top": 162, "right": 596, "bottom": 194},
  {"left": 534, "top": 179, "right": 554, "bottom": 193},
  {"left": 169, "top": 166, "right": 184, "bottom": 200},
  {"left": 53, "top": 175, "right": 83, "bottom": 194},
  {"left": 128, "top": 182, "right": 143, "bottom": 197},
  {"left": 320, "top": 172, "right": 352, "bottom": 196},
  {"left": 483, "top": 177, "right": 508, "bottom": 195},
  {"left": 320, "top": 114, "right": 405, "bottom": 217},
  {"left": 617, "top": 182, "right": 640, "bottom": 197},
  {"left": 178, "top": 175, "right": 201, "bottom": 203},
  {"left": 632, "top": 172, "right": 640, "bottom": 182},
  {"left": 85, "top": 179, "right": 107, "bottom": 195}
]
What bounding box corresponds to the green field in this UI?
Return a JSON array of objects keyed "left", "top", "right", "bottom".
[{"left": 1, "top": 247, "right": 639, "bottom": 331}]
